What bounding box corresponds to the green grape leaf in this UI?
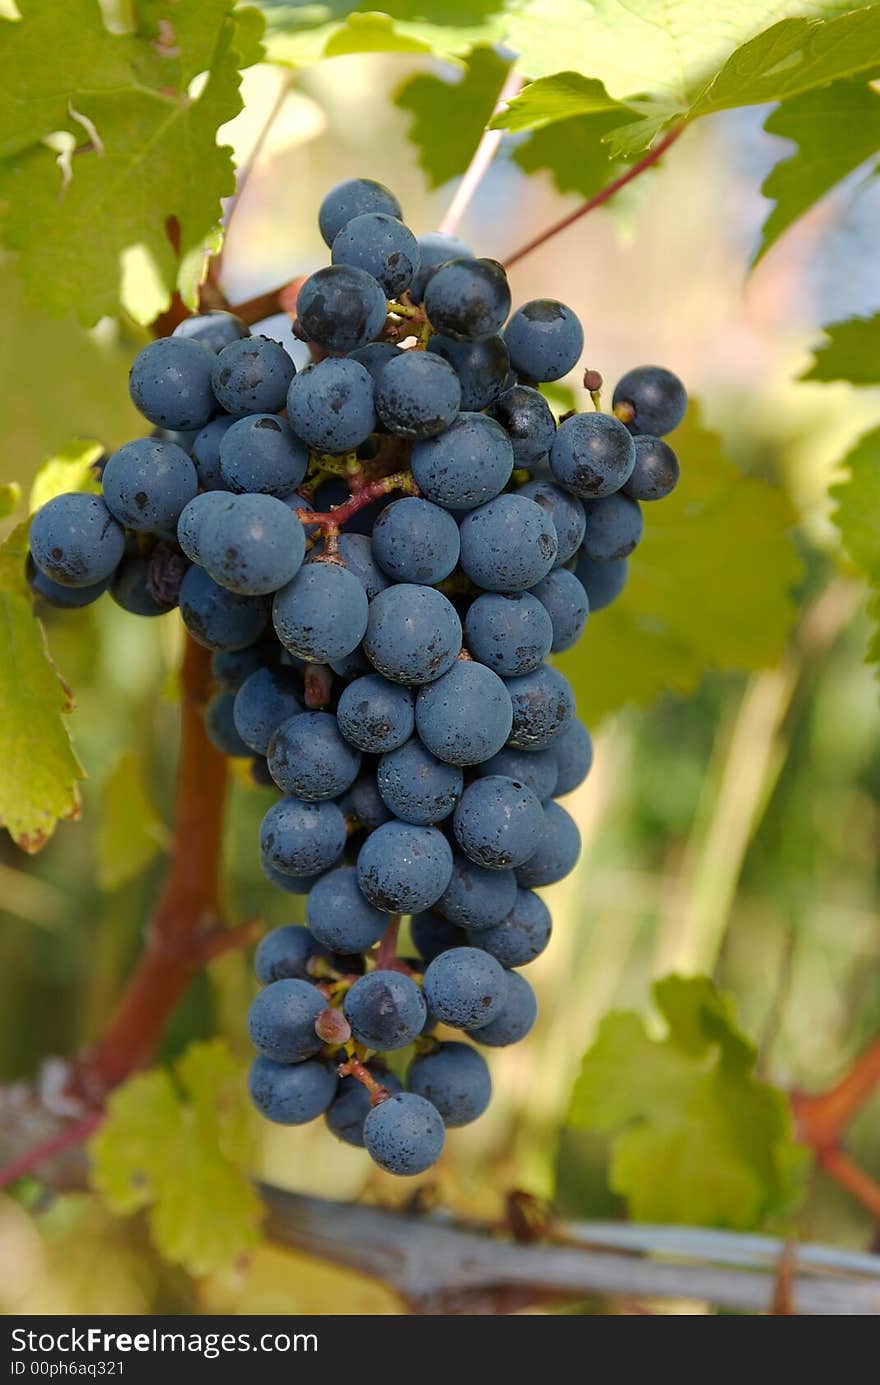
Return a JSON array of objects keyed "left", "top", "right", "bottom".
[
  {"left": 324, "top": 10, "right": 432, "bottom": 55},
  {"left": 801, "top": 313, "right": 880, "bottom": 386},
  {"left": 558, "top": 405, "right": 802, "bottom": 723},
  {"left": 755, "top": 81, "right": 880, "bottom": 263},
  {"left": 261, "top": 2, "right": 508, "bottom": 67},
  {"left": 829, "top": 428, "right": 880, "bottom": 663},
  {"left": 0, "top": 0, "right": 264, "bottom": 325},
  {"left": 513, "top": 111, "right": 631, "bottom": 200},
  {"left": 0, "top": 482, "right": 21, "bottom": 518},
  {"left": 395, "top": 47, "right": 511, "bottom": 189},
  {"left": 568, "top": 975, "right": 806, "bottom": 1228},
  {"left": 490, "top": 71, "right": 631, "bottom": 132},
  {"left": 0, "top": 523, "right": 85, "bottom": 853},
  {"left": 29, "top": 439, "right": 104, "bottom": 513},
  {"left": 90, "top": 1039, "right": 261, "bottom": 1276},
  {"left": 95, "top": 752, "right": 169, "bottom": 893}
]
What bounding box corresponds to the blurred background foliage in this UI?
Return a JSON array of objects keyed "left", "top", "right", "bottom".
[{"left": 2, "top": 4, "right": 880, "bottom": 1315}]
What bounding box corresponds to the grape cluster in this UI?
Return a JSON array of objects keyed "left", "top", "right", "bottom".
[{"left": 27, "top": 176, "right": 686, "bottom": 1176}]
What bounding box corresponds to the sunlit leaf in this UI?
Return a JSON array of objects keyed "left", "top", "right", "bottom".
[{"left": 29, "top": 440, "right": 104, "bottom": 513}]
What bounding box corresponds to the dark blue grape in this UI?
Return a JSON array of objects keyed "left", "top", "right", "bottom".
[
  {"left": 515, "top": 800, "right": 581, "bottom": 888},
  {"left": 217, "top": 414, "right": 308, "bottom": 497},
  {"left": 437, "top": 855, "right": 517, "bottom": 931},
  {"left": 410, "top": 412, "right": 513, "bottom": 511},
  {"left": 467, "top": 969, "right": 536, "bottom": 1047},
  {"left": 329, "top": 532, "right": 389, "bottom": 600},
  {"left": 453, "top": 775, "right": 544, "bottom": 870},
  {"left": 247, "top": 977, "right": 324, "bottom": 1063},
  {"left": 549, "top": 413, "right": 636, "bottom": 498},
  {"left": 267, "top": 711, "right": 361, "bottom": 801},
  {"left": 260, "top": 798, "right": 347, "bottom": 877},
  {"left": 30, "top": 493, "right": 125, "bottom": 588},
  {"left": 575, "top": 552, "right": 629, "bottom": 611},
  {"left": 318, "top": 177, "right": 402, "bottom": 247},
  {"left": 129, "top": 337, "right": 216, "bottom": 430},
  {"left": 357, "top": 820, "right": 453, "bottom": 913},
  {"left": 325, "top": 1067, "right": 403, "bottom": 1147},
  {"left": 191, "top": 415, "right": 236, "bottom": 490},
  {"left": 504, "top": 299, "right": 583, "bottom": 382},
  {"left": 459, "top": 493, "right": 558, "bottom": 592},
  {"left": 581, "top": 493, "right": 643, "bottom": 560},
  {"left": 477, "top": 747, "right": 558, "bottom": 803},
  {"left": 363, "top": 1092, "right": 445, "bottom": 1175},
  {"left": 348, "top": 341, "right": 403, "bottom": 387},
  {"left": 26, "top": 553, "right": 109, "bottom": 608},
  {"left": 422, "top": 946, "right": 506, "bottom": 1030},
  {"left": 517, "top": 479, "right": 585, "bottom": 565},
  {"left": 204, "top": 691, "right": 251, "bottom": 757},
  {"left": 179, "top": 564, "right": 269, "bottom": 651},
  {"left": 375, "top": 351, "right": 460, "bottom": 440},
  {"left": 255, "top": 924, "right": 318, "bottom": 984},
  {"left": 473, "top": 888, "right": 551, "bottom": 968},
  {"left": 343, "top": 969, "right": 427, "bottom": 1050},
  {"left": 410, "top": 231, "right": 471, "bottom": 302},
  {"left": 261, "top": 857, "right": 313, "bottom": 895},
  {"left": 549, "top": 719, "right": 593, "bottom": 796},
  {"left": 212, "top": 643, "right": 273, "bottom": 692},
  {"left": 371, "top": 497, "right": 460, "bottom": 584},
  {"left": 464, "top": 592, "right": 553, "bottom": 677},
  {"left": 110, "top": 553, "right": 178, "bottom": 616},
  {"left": 486, "top": 385, "right": 556, "bottom": 465},
  {"left": 337, "top": 674, "right": 414, "bottom": 754},
  {"left": 377, "top": 739, "right": 463, "bottom": 824},
  {"left": 173, "top": 310, "right": 248, "bottom": 354},
  {"left": 249, "top": 1055, "right": 337, "bottom": 1125},
  {"left": 505, "top": 663, "right": 575, "bottom": 749},
  {"left": 408, "top": 1041, "right": 491, "bottom": 1127},
  {"left": 102, "top": 438, "right": 197, "bottom": 535},
  {"left": 364, "top": 583, "right": 461, "bottom": 685},
  {"left": 177, "top": 490, "right": 233, "bottom": 564},
  {"left": 410, "top": 911, "right": 468, "bottom": 962},
  {"left": 273, "top": 562, "right": 369, "bottom": 663},
  {"left": 531, "top": 568, "right": 589, "bottom": 652},
  {"left": 332, "top": 212, "right": 419, "bottom": 297},
  {"left": 424, "top": 257, "right": 511, "bottom": 340},
  {"left": 343, "top": 773, "right": 393, "bottom": 830},
  {"left": 297, "top": 265, "right": 387, "bottom": 353},
  {"left": 624, "top": 434, "right": 680, "bottom": 500},
  {"left": 286, "top": 357, "right": 377, "bottom": 455},
  {"left": 612, "top": 365, "right": 687, "bottom": 436},
  {"left": 306, "top": 866, "right": 387, "bottom": 953},
  {"left": 233, "top": 666, "right": 303, "bottom": 754},
  {"left": 415, "top": 661, "right": 513, "bottom": 766},
  {"left": 426, "top": 334, "right": 510, "bottom": 410},
  {"left": 201, "top": 493, "right": 306, "bottom": 596},
  {"left": 211, "top": 336, "right": 295, "bottom": 417}
]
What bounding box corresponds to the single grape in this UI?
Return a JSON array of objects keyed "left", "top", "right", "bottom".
[
  {"left": 549, "top": 719, "right": 593, "bottom": 796},
  {"left": 517, "top": 479, "right": 586, "bottom": 566},
  {"left": 415, "top": 661, "right": 513, "bottom": 766},
  {"left": 549, "top": 413, "right": 636, "bottom": 498},
  {"left": 581, "top": 493, "right": 643, "bottom": 560},
  {"left": 129, "top": 337, "right": 216, "bottom": 430},
  {"left": 200, "top": 493, "right": 306, "bottom": 596},
  {"left": 255, "top": 924, "right": 318, "bottom": 984},
  {"left": 357, "top": 820, "right": 453, "bottom": 914},
  {"left": 505, "top": 664, "right": 575, "bottom": 749},
  {"left": 363, "top": 1092, "right": 445, "bottom": 1176},
  {"left": 173, "top": 310, "right": 248, "bottom": 354},
  {"left": 306, "top": 866, "right": 387, "bottom": 953},
  {"left": 325, "top": 1067, "right": 403, "bottom": 1147},
  {"left": 233, "top": 666, "right": 303, "bottom": 754},
  {"left": 374, "top": 351, "right": 461, "bottom": 440},
  {"left": 377, "top": 739, "right": 463, "bottom": 825},
  {"left": 217, "top": 414, "right": 308, "bottom": 497},
  {"left": 473, "top": 888, "right": 552, "bottom": 968},
  {"left": 337, "top": 674, "right": 414, "bottom": 753},
  {"left": 453, "top": 775, "right": 544, "bottom": 870},
  {"left": 424, "top": 257, "right": 511, "bottom": 340},
  {"left": 102, "top": 438, "right": 197, "bottom": 536},
  {"left": 286, "top": 357, "right": 377, "bottom": 455},
  {"left": 318, "top": 177, "right": 402, "bottom": 247},
  {"left": 612, "top": 365, "right": 687, "bottom": 436},
  {"left": 422, "top": 946, "right": 506, "bottom": 1030},
  {"left": 211, "top": 336, "right": 296, "bottom": 417},
  {"left": 371, "top": 497, "right": 460, "bottom": 584},
  {"left": 204, "top": 691, "right": 251, "bottom": 757},
  {"left": 190, "top": 415, "right": 236, "bottom": 490},
  {"left": 437, "top": 855, "right": 518, "bottom": 931},
  {"left": 273, "top": 563, "right": 369, "bottom": 663},
  {"left": 477, "top": 747, "right": 558, "bottom": 803},
  {"left": 30, "top": 493, "right": 125, "bottom": 588},
  {"left": 26, "top": 553, "right": 110, "bottom": 609},
  {"left": 531, "top": 568, "right": 589, "bottom": 652},
  {"left": 459, "top": 493, "right": 558, "bottom": 592},
  {"left": 327, "top": 532, "right": 389, "bottom": 600},
  {"left": 410, "top": 412, "right": 513, "bottom": 511},
  {"left": 464, "top": 592, "right": 553, "bottom": 677},
  {"left": 363, "top": 583, "right": 461, "bottom": 685},
  {"left": 486, "top": 385, "right": 556, "bottom": 465},
  {"left": 332, "top": 211, "right": 419, "bottom": 297},
  {"left": 515, "top": 800, "right": 581, "bottom": 888},
  {"left": 268, "top": 711, "right": 361, "bottom": 801},
  {"left": 110, "top": 551, "right": 180, "bottom": 617},
  {"left": 348, "top": 341, "right": 403, "bottom": 387},
  {"left": 466, "top": 969, "right": 536, "bottom": 1047},
  {"left": 343, "top": 970, "right": 427, "bottom": 1050},
  {"left": 261, "top": 857, "right": 313, "bottom": 895},
  {"left": 297, "top": 265, "right": 388, "bottom": 354},
  {"left": 342, "top": 773, "right": 393, "bottom": 830},
  {"left": 259, "top": 798, "right": 346, "bottom": 878},
  {"left": 408, "top": 1041, "right": 491, "bottom": 1127},
  {"left": 178, "top": 565, "right": 269, "bottom": 651},
  {"left": 410, "top": 911, "right": 468, "bottom": 963},
  {"left": 504, "top": 299, "right": 583, "bottom": 382},
  {"left": 426, "top": 334, "right": 510, "bottom": 411},
  {"left": 177, "top": 490, "right": 233, "bottom": 564},
  {"left": 249, "top": 1055, "right": 337, "bottom": 1125},
  {"left": 575, "top": 552, "right": 629, "bottom": 611},
  {"left": 247, "top": 977, "right": 325, "bottom": 1063},
  {"left": 212, "top": 643, "right": 275, "bottom": 692},
  {"left": 409, "top": 231, "right": 471, "bottom": 303},
  {"left": 623, "top": 434, "right": 680, "bottom": 501}
]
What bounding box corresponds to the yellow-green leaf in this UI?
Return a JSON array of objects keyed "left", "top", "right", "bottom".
[
  {"left": 0, "top": 481, "right": 21, "bottom": 518},
  {"left": 90, "top": 1040, "right": 262, "bottom": 1276},
  {"left": 0, "top": 523, "right": 84, "bottom": 852},
  {"left": 801, "top": 313, "right": 880, "bottom": 386},
  {"left": 261, "top": 3, "right": 506, "bottom": 67},
  {"left": 29, "top": 439, "right": 104, "bottom": 513},
  {"left": 95, "top": 752, "right": 168, "bottom": 893},
  {"left": 829, "top": 427, "right": 880, "bottom": 669},
  {"left": 490, "top": 71, "right": 631, "bottom": 132}
]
